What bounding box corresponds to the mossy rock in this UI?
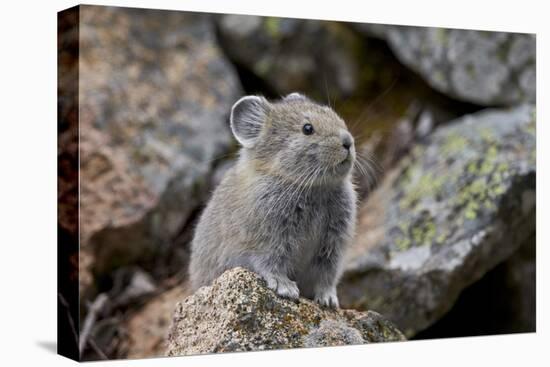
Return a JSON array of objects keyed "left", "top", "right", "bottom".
[
  {"left": 339, "top": 104, "right": 536, "bottom": 337},
  {"left": 166, "top": 268, "right": 405, "bottom": 356}
]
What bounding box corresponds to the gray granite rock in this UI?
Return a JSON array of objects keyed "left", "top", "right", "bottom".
[
  {"left": 355, "top": 25, "right": 535, "bottom": 106},
  {"left": 166, "top": 268, "right": 404, "bottom": 356},
  {"left": 217, "top": 14, "right": 365, "bottom": 100},
  {"left": 77, "top": 6, "right": 242, "bottom": 275},
  {"left": 339, "top": 104, "right": 536, "bottom": 337}
]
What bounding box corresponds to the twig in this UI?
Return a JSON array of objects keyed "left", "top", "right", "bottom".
[
  {"left": 58, "top": 293, "right": 79, "bottom": 351},
  {"left": 88, "top": 338, "right": 109, "bottom": 360},
  {"left": 79, "top": 293, "right": 109, "bottom": 357}
]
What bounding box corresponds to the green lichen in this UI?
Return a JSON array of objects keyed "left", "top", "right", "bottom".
[
  {"left": 525, "top": 110, "right": 536, "bottom": 137},
  {"left": 399, "top": 171, "right": 445, "bottom": 210},
  {"left": 478, "top": 127, "right": 495, "bottom": 143},
  {"left": 413, "top": 218, "right": 436, "bottom": 246},
  {"left": 436, "top": 229, "right": 450, "bottom": 245},
  {"left": 441, "top": 133, "right": 468, "bottom": 155},
  {"left": 449, "top": 127, "right": 517, "bottom": 220},
  {"left": 393, "top": 116, "right": 529, "bottom": 249},
  {"left": 486, "top": 145, "right": 498, "bottom": 159},
  {"left": 393, "top": 213, "right": 438, "bottom": 251},
  {"left": 411, "top": 218, "right": 436, "bottom": 247},
  {"left": 464, "top": 201, "right": 479, "bottom": 219},
  {"left": 497, "top": 162, "right": 509, "bottom": 173},
  {"left": 395, "top": 236, "right": 411, "bottom": 251},
  {"left": 479, "top": 160, "right": 493, "bottom": 175},
  {"left": 263, "top": 17, "right": 281, "bottom": 38},
  {"left": 482, "top": 199, "right": 497, "bottom": 211},
  {"left": 454, "top": 156, "right": 509, "bottom": 221},
  {"left": 435, "top": 28, "right": 449, "bottom": 45},
  {"left": 493, "top": 184, "right": 506, "bottom": 195}
]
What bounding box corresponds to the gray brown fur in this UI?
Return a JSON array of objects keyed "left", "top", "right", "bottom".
[{"left": 189, "top": 93, "right": 357, "bottom": 308}]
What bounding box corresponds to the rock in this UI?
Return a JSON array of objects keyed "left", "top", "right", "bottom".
[
  {"left": 413, "top": 232, "right": 535, "bottom": 339},
  {"left": 166, "top": 268, "right": 405, "bottom": 356},
  {"left": 108, "top": 268, "right": 156, "bottom": 308},
  {"left": 355, "top": 25, "right": 535, "bottom": 106},
  {"left": 339, "top": 104, "right": 535, "bottom": 337},
  {"left": 77, "top": 6, "right": 242, "bottom": 276},
  {"left": 125, "top": 285, "right": 190, "bottom": 359},
  {"left": 216, "top": 15, "right": 365, "bottom": 100}
]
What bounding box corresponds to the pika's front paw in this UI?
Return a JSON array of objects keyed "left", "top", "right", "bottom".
[
  {"left": 314, "top": 288, "right": 339, "bottom": 308},
  {"left": 263, "top": 274, "right": 300, "bottom": 300}
]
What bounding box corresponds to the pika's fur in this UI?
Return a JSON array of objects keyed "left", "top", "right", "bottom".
[{"left": 189, "top": 93, "right": 357, "bottom": 308}]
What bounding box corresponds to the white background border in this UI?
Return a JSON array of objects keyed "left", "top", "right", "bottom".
[{"left": 0, "top": 0, "right": 546, "bottom": 366}]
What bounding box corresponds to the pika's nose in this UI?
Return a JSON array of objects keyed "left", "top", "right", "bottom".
[{"left": 342, "top": 133, "right": 353, "bottom": 150}]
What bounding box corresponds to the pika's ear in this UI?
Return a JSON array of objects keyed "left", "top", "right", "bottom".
[
  {"left": 284, "top": 92, "right": 307, "bottom": 101},
  {"left": 230, "top": 95, "right": 269, "bottom": 148}
]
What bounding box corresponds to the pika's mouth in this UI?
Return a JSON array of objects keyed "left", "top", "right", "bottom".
[
  {"left": 336, "top": 152, "right": 352, "bottom": 167},
  {"left": 343, "top": 150, "right": 353, "bottom": 162}
]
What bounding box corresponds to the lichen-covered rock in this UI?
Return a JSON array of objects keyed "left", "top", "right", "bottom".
[
  {"left": 355, "top": 25, "right": 535, "bottom": 106},
  {"left": 339, "top": 104, "right": 535, "bottom": 337},
  {"left": 217, "top": 15, "right": 365, "bottom": 100},
  {"left": 78, "top": 6, "right": 242, "bottom": 275},
  {"left": 166, "top": 268, "right": 404, "bottom": 356}
]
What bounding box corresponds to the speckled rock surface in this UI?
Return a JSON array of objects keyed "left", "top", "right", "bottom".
[
  {"left": 339, "top": 104, "right": 536, "bottom": 337},
  {"left": 355, "top": 25, "right": 535, "bottom": 106},
  {"left": 166, "top": 268, "right": 404, "bottom": 356},
  {"left": 78, "top": 6, "right": 242, "bottom": 275}
]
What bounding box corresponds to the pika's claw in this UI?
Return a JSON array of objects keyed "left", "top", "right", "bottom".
[
  {"left": 314, "top": 288, "right": 339, "bottom": 308},
  {"left": 263, "top": 274, "right": 299, "bottom": 300}
]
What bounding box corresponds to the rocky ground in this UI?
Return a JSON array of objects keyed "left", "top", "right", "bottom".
[{"left": 58, "top": 5, "right": 536, "bottom": 360}]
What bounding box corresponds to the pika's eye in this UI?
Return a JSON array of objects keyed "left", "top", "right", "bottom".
[{"left": 302, "top": 123, "right": 314, "bottom": 135}]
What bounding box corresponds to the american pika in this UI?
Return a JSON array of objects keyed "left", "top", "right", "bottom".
[{"left": 189, "top": 93, "right": 357, "bottom": 308}]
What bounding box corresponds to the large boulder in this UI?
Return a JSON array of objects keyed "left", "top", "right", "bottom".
[
  {"left": 166, "top": 268, "right": 405, "bottom": 356},
  {"left": 339, "top": 104, "right": 536, "bottom": 337},
  {"left": 77, "top": 6, "right": 242, "bottom": 279},
  {"left": 355, "top": 25, "right": 535, "bottom": 106},
  {"left": 217, "top": 15, "right": 369, "bottom": 100}
]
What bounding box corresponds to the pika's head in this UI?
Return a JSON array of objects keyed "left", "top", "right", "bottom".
[{"left": 230, "top": 93, "right": 355, "bottom": 185}]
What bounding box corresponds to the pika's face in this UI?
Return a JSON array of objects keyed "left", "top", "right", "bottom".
[{"left": 230, "top": 93, "right": 355, "bottom": 185}]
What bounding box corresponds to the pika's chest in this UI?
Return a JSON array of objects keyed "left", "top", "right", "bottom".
[
  {"left": 272, "top": 190, "right": 331, "bottom": 246},
  {"left": 249, "top": 182, "right": 345, "bottom": 244}
]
